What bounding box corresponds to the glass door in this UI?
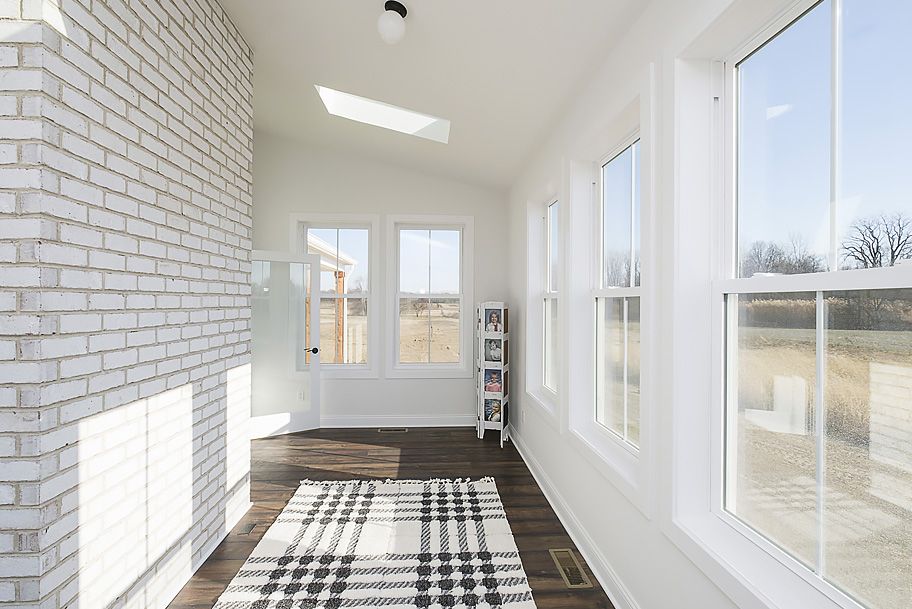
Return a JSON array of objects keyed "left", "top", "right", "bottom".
[{"left": 250, "top": 251, "right": 321, "bottom": 437}]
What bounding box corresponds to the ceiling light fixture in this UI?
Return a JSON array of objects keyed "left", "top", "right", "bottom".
[
  {"left": 315, "top": 85, "right": 450, "bottom": 144},
  {"left": 378, "top": 1, "right": 407, "bottom": 45}
]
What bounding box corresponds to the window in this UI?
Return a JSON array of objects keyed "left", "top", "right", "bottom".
[
  {"left": 305, "top": 227, "right": 370, "bottom": 365},
  {"left": 723, "top": 3, "right": 912, "bottom": 609},
  {"left": 543, "top": 201, "right": 560, "bottom": 392},
  {"left": 395, "top": 225, "right": 464, "bottom": 366},
  {"left": 596, "top": 139, "right": 641, "bottom": 446}
]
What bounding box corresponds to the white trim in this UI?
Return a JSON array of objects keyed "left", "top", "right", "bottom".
[
  {"left": 386, "top": 214, "right": 474, "bottom": 379},
  {"left": 288, "top": 213, "right": 382, "bottom": 379},
  {"left": 511, "top": 430, "right": 640, "bottom": 609},
  {"left": 249, "top": 410, "right": 322, "bottom": 439},
  {"left": 319, "top": 414, "right": 476, "bottom": 428}
]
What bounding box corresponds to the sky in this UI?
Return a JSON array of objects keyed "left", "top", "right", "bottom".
[{"left": 738, "top": 0, "right": 912, "bottom": 271}]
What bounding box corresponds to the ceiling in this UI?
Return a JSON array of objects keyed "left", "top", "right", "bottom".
[{"left": 220, "top": 1, "right": 645, "bottom": 189}]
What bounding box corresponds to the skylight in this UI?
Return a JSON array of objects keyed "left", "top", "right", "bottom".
[{"left": 315, "top": 85, "right": 450, "bottom": 144}]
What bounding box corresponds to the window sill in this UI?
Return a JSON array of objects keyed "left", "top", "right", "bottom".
[
  {"left": 567, "top": 422, "right": 650, "bottom": 518},
  {"left": 525, "top": 387, "right": 559, "bottom": 426},
  {"left": 319, "top": 365, "right": 380, "bottom": 380}
]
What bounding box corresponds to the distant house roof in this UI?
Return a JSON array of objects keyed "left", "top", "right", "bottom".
[{"left": 307, "top": 233, "right": 357, "bottom": 273}]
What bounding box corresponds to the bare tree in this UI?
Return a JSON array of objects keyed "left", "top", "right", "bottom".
[
  {"left": 842, "top": 213, "right": 912, "bottom": 269},
  {"left": 741, "top": 234, "right": 824, "bottom": 277}
]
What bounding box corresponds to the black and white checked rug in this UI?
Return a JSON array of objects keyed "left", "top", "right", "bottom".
[{"left": 213, "top": 478, "right": 537, "bottom": 609}]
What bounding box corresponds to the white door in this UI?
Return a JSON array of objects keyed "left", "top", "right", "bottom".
[{"left": 250, "top": 251, "right": 321, "bottom": 438}]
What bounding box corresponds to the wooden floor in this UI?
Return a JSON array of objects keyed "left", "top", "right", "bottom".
[{"left": 168, "top": 428, "right": 613, "bottom": 609}]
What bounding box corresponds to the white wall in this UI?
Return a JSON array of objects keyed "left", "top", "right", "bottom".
[
  {"left": 504, "top": 0, "right": 745, "bottom": 608},
  {"left": 253, "top": 132, "right": 507, "bottom": 427},
  {"left": 0, "top": 1, "right": 253, "bottom": 607}
]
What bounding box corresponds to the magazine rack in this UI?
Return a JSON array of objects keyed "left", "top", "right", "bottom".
[{"left": 476, "top": 302, "right": 509, "bottom": 447}]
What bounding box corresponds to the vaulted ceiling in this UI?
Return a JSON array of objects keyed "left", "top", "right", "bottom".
[{"left": 220, "top": 0, "right": 645, "bottom": 189}]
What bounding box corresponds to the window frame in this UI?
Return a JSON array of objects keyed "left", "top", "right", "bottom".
[
  {"left": 595, "top": 134, "right": 642, "bottom": 448},
  {"left": 717, "top": 2, "right": 912, "bottom": 606},
  {"left": 543, "top": 199, "right": 560, "bottom": 396},
  {"left": 525, "top": 195, "right": 560, "bottom": 419},
  {"left": 668, "top": 3, "right": 912, "bottom": 609},
  {"left": 289, "top": 213, "right": 381, "bottom": 379},
  {"left": 386, "top": 214, "right": 474, "bottom": 379}
]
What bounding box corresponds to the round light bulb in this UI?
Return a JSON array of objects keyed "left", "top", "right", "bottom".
[{"left": 377, "top": 10, "right": 406, "bottom": 44}]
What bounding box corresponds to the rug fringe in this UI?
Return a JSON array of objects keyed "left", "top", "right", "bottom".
[{"left": 297, "top": 477, "right": 497, "bottom": 485}]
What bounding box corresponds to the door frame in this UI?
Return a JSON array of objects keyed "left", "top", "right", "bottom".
[{"left": 249, "top": 250, "right": 322, "bottom": 439}]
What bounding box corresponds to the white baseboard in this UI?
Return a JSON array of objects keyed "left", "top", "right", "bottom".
[
  {"left": 319, "top": 413, "right": 476, "bottom": 428},
  {"left": 511, "top": 427, "right": 640, "bottom": 609},
  {"left": 250, "top": 411, "right": 319, "bottom": 439}
]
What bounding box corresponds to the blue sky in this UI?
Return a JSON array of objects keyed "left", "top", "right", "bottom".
[
  {"left": 738, "top": 0, "right": 912, "bottom": 269},
  {"left": 399, "top": 229, "right": 460, "bottom": 295}
]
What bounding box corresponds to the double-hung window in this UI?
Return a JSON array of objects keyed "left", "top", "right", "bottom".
[
  {"left": 305, "top": 226, "right": 371, "bottom": 366},
  {"left": 543, "top": 201, "right": 560, "bottom": 393},
  {"left": 393, "top": 221, "right": 471, "bottom": 371},
  {"left": 595, "top": 139, "right": 641, "bottom": 447},
  {"left": 721, "top": 2, "right": 912, "bottom": 608}
]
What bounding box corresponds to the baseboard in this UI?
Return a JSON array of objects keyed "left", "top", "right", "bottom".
[
  {"left": 511, "top": 427, "right": 641, "bottom": 609},
  {"left": 319, "top": 413, "right": 476, "bottom": 428},
  {"left": 250, "top": 411, "right": 319, "bottom": 439}
]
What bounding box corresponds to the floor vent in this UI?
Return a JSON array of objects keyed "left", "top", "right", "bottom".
[
  {"left": 238, "top": 523, "right": 257, "bottom": 535},
  {"left": 549, "top": 548, "right": 593, "bottom": 589},
  {"left": 377, "top": 427, "right": 409, "bottom": 433}
]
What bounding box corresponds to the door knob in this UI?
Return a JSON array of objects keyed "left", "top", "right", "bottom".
[{"left": 308, "top": 347, "right": 319, "bottom": 354}]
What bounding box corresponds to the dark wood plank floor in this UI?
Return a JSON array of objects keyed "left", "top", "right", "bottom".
[{"left": 168, "top": 428, "right": 613, "bottom": 609}]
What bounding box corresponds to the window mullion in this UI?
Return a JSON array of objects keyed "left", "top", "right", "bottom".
[
  {"left": 630, "top": 143, "right": 637, "bottom": 287},
  {"left": 828, "top": 0, "right": 842, "bottom": 272},
  {"left": 814, "top": 290, "right": 827, "bottom": 576},
  {"left": 622, "top": 297, "right": 630, "bottom": 442}
]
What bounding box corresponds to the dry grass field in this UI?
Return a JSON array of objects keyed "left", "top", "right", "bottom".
[{"left": 733, "top": 321, "right": 912, "bottom": 609}]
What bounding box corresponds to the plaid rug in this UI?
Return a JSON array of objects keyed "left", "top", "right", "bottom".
[{"left": 213, "top": 478, "right": 537, "bottom": 608}]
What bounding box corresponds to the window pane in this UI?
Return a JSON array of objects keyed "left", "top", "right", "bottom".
[
  {"left": 429, "top": 298, "right": 460, "bottom": 363},
  {"left": 626, "top": 297, "right": 641, "bottom": 444},
  {"left": 400, "top": 230, "right": 430, "bottom": 294},
  {"left": 399, "top": 297, "right": 430, "bottom": 363},
  {"left": 308, "top": 228, "right": 340, "bottom": 294},
  {"left": 595, "top": 297, "right": 625, "bottom": 435},
  {"left": 548, "top": 202, "right": 559, "bottom": 292},
  {"left": 318, "top": 297, "right": 338, "bottom": 364},
  {"left": 338, "top": 229, "right": 369, "bottom": 294},
  {"left": 339, "top": 297, "right": 368, "bottom": 365},
  {"left": 631, "top": 142, "right": 641, "bottom": 287},
  {"left": 737, "top": 1, "right": 831, "bottom": 276},
  {"left": 838, "top": 1, "right": 912, "bottom": 270},
  {"left": 430, "top": 229, "right": 460, "bottom": 295},
  {"left": 725, "top": 292, "right": 818, "bottom": 567},
  {"left": 823, "top": 289, "right": 912, "bottom": 608},
  {"left": 603, "top": 146, "right": 633, "bottom": 287},
  {"left": 543, "top": 298, "right": 558, "bottom": 391}
]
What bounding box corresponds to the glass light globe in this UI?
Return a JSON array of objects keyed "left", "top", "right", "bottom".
[{"left": 377, "top": 10, "right": 406, "bottom": 44}]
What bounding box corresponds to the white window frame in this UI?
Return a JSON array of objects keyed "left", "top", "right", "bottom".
[
  {"left": 289, "top": 213, "right": 381, "bottom": 379},
  {"left": 594, "top": 134, "right": 641, "bottom": 448},
  {"left": 525, "top": 195, "right": 560, "bottom": 419},
  {"left": 386, "top": 214, "right": 474, "bottom": 379},
  {"left": 668, "top": 3, "right": 912, "bottom": 609},
  {"left": 543, "top": 199, "right": 560, "bottom": 395}
]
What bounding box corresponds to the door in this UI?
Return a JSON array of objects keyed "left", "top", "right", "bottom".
[{"left": 250, "top": 251, "right": 321, "bottom": 438}]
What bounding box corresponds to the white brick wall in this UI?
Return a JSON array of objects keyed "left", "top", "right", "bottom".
[{"left": 0, "top": 1, "right": 253, "bottom": 607}]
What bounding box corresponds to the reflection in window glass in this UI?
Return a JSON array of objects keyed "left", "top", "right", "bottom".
[
  {"left": 602, "top": 142, "right": 640, "bottom": 287},
  {"left": 725, "top": 289, "right": 912, "bottom": 609},
  {"left": 543, "top": 299, "right": 558, "bottom": 392},
  {"left": 725, "top": 292, "right": 818, "bottom": 567},
  {"left": 737, "top": 1, "right": 831, "bottom": 276},
  {"left": 548, "top": 202, "right": 559, "bottom": 292},
  {"left": 595, "top": 296, "right": 640, "bottom": 444}
]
